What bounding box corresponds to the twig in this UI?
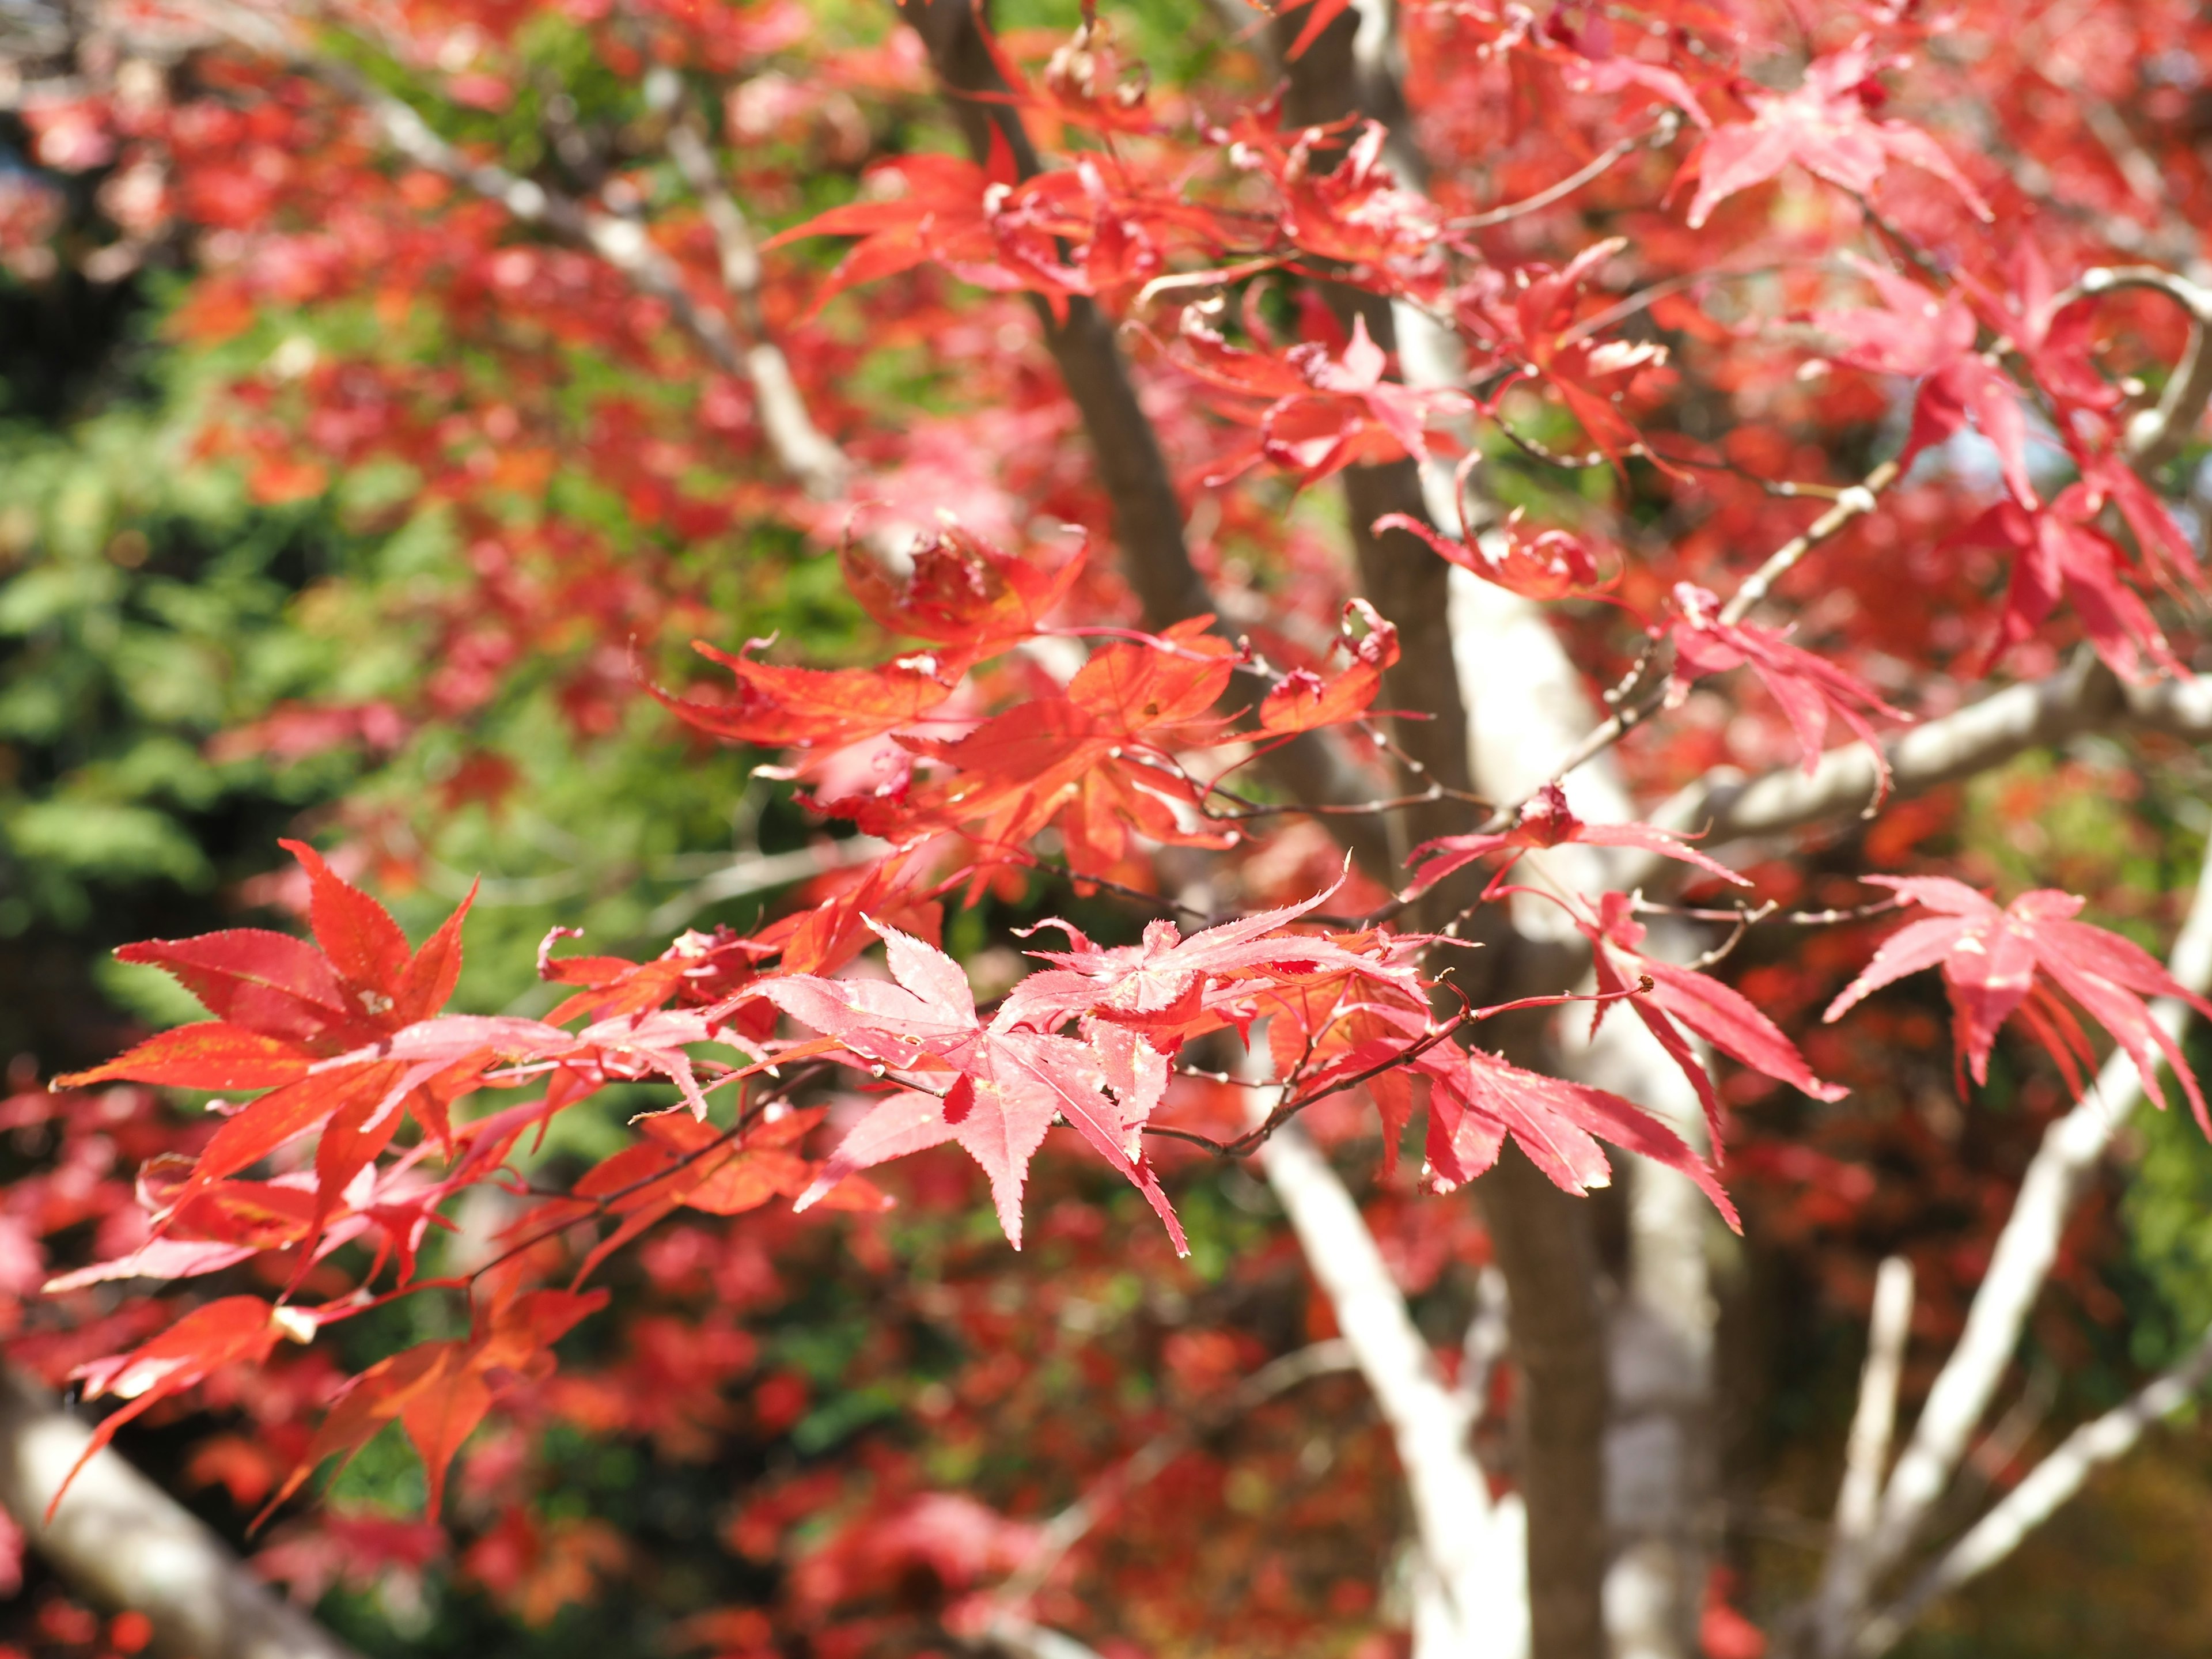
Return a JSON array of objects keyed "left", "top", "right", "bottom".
[
  {"left": 1676, "top": 901, "right": 1774, "bottom": 971},
  {"left": 647, "top": 67, "right": 852, "bottom": 499},
  {"left": 1718, "top": 460, "right": 1899, "bottom": 626},
  {"left": 1145, "top": 1014, "right": 1469, "bottom": 1156},
  {"left": 1451, "top": 116, "right": 1675, "bottom": 231},
  {"left": 643, "top": 837, "right": 889, "bottom": 935},
  {"left": 988, "top": 1339, "right": 1358, "bottom": 1612}
]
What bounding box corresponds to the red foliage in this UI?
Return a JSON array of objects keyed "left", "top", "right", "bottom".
[{"left": 10, "top": 0, "right": 2212, "bottom": 1651}]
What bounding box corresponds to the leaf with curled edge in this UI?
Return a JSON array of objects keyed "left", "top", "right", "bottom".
[
  {"left": 1825, "top": 876, "right": 2212, "bottom": 1130},
  {"left": 1258, "top": 600, "right": 1399, "bottom": 735},
  {"left": 44, "top": 1171, "right": 384, "bottom": 1292},
  {"left": 1377, "top": 512, "right": 1603, "bottom": 603},
  {"left": 839, "top": 521, "right": 1086, "bottom": 651}
]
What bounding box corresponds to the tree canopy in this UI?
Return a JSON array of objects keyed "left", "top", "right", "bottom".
[{"left": 9, "top": 2, "right": 2212, "bottom": 1657}]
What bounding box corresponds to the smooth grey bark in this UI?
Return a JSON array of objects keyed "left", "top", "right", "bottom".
[{"left": 0, "top": 1368, "right": 365, "bottom": 1659}]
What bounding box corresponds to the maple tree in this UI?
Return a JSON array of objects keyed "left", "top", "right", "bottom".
[{"left": 9, "top": 2, "right": 2212, "bottom": 1658}]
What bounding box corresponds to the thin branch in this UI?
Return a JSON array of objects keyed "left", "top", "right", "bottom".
[
  {"left": 1853, "top": 1319, "right": 2212, "bottom": 1658},
  {"left": 1452, "top": 118, "right": 1673, "bottom": 230},
  {"left": 988, "top": 1339, "right": 1358, "bottom": 1613},
  {"left": 1808, "top": 1255, "right": 1915, "bottom": 1652},
  {"left": 1718, "top": 459, "right": 1900, "bottom": 627},
  {"left": 645, "top": 66, "right": 853, "bottom": 498},
  {"left": 2059, "top": 266, "right": 2212, "bottom": 474},
  {"left": 643, "top": 836, "right": 889, "bottom": 935}
]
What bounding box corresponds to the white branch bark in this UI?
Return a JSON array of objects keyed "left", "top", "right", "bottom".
[
  {"left": 1244, "top": 1044, "right": 1528, "bottom": 1659},
  {"left": 1399, "top": 272, "right": 1719, "bottom": 1658},
  {"left": 1854, "top": 1317, "right": 2212, "bottom": 1656},
  {"left": 1805, "top": 1257, "right": 1916, "bottom": 1653},
  {"left": 1631, "top": 658, "right": 2212, "bottom": 884},
  {"left": 1836, "top": 1257, "right": 1917, "bottom": 1547},
  {"left": 0, "top": 1369, "right": 364, "bottom": 1659}
]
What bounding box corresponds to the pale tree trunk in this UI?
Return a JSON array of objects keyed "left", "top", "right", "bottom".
[{"left": 0, "top": 1369, "right": 364, "bottom": 1659}]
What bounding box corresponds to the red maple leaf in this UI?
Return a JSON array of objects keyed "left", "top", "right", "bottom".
[
  {"left": 1823, "top": 876, "right": 2212, "bottom": 1127},
  {"left": 764, "top": 141, "right": 1086, "bottom": 314},
  {"left": 260, "top": 1287, "right": 605, "bottom": 1521},
  {"left": 1406, "top": 781, "right": 1748, "bottom": 899},
  {"left": 1810, "top": 259, "right": 2036, "bottom": 507},
  {"left": 650, "top": 637, "right": 971, "bottom": 757},
  {"left": 899, "top": 619, "right": 1237, "bottom": 879},
  {"left": 55, "top": 1296, "right": 304, "bottom": 1516},
  {"left": 1668, "top": 584, "right": 1910, "bottom": 797},
  {"left": 759, "top": 921, "right": 1186, "bottom": 1251},
  {"left": 1457, "top": 238, "right": 1668, "bottom": 468},
  {"left": 1953, "top": 486, "right": 2188, "bottom": 681},
  {"left": 1681, "top": 39, "right": 1991, "bottom": 228},
  {"left": 1166, "top": 310, "right": 1472, "bottom": 487},
  {"left": 1417, "top": 1043, "right": 1741, "bottom": 1231},
  {"left": 1581, "top": 891, "right": 1847, "bottom": 1149},
  {"left": 1376, "top": 505, "right": 1604, "bottom": 602},
  {"left": 54, "top": 846, "right": 480, "bottom": 1215},
  {"left": 997, "top": 871, "right": 1373, "bottom": 1047}
]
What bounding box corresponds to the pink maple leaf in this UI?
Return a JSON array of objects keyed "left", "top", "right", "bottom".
[
  {"left": 1824, "top": 876, "right": 2212, "bottom": 1128},
  {"left": 1683, "top": 40, "right": 1991, "bottom": 228}
]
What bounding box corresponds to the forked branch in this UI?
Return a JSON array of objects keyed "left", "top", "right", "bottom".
[{"left": 1797, "top": 832, "right": 2212, "bottom": 1653}]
